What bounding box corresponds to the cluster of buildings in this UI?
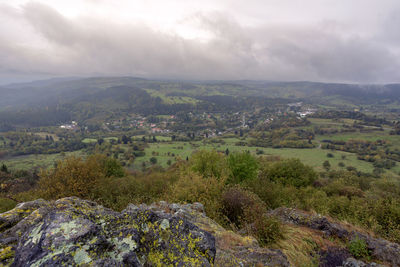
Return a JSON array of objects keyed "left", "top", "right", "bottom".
[{"left": 60, "top": 121, "right": 78, "bottom": 130}]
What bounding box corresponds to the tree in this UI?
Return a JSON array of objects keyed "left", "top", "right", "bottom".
[
  {"left": 227, "top": 152, "right": 259, "bottom": 184},
  {"left": 103, "top": 157, "right": 125, "bottom": 178},
  {"left": 150, "top": 157, "right": 157, "bottom": 165},
  {"left": 121, "top": 135, "right": 130, "bottom": 144},
  {"left": 260, "top": 158, "right": 317, "bottom": 188},
  {"left": 0, "top": 163, "right": 8, "bottom": 173},
  {"left": 323, "top": 160, "right": 331, "bottom": 171}
]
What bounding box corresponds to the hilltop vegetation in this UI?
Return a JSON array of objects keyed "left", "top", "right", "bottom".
[{"left": 2, "top": 152, "right": 400, "bottom": 265}]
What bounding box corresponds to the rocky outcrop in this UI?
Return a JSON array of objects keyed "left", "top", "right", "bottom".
[
  {"left": 0, "top": 198, "right": 290, "bottom": 266},
  {"left": 151, "top": 201, "right": 290, "bottom": 267},
  {"left": 0, "top": 197, "right": 215, "bottom": 266},
  {"left": 342, "top": 258, "right": 383, "bottom": 267},
  {"left": 270, "top": 207, "right": 399, "bottom": 266}
]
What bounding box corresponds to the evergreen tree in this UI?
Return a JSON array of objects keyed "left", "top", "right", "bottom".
[
  {"left": 323, "top": 160, "right": 331, "bottom": 171},
  {"left": 1, "top": 163, "right": 8, "bottom": 173}
]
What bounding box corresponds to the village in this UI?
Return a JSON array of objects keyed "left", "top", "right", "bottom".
[{"left": 56, "top": 102, "right": 318, "bottom": 140}]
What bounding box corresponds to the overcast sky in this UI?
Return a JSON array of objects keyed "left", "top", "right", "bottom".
[{"left": 1, "top": 0, "right": 400, "bottom": 84}]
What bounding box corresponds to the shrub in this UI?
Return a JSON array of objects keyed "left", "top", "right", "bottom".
[
  {"left": 227, "top": 152, "right": 259, "bottom": 184},
  {"left": 37, "top": 154, "right": 125, "bottom": 201},
  {"left": 94, "top": 170, "right": 177, "bottom": 211},
  {"left": 348, "top": 237, "right": 370, "bottom": 259},
  {"left": 103, "top": 157, "right": 125, "bottom": 177},
  {"left": 323, "top": 180, "right": 364, "bottom": 199},
  {"left": 259, "top": 158, "right": 317, "bottom": 188},
  {"left": 248, "top": 215, "right": 283, "bottom": 246},
  {"left": 0, "top": 198, "right": 16, "bottom": 213},
  {"left": 190, "top": 150, "right": 227, "bottom": 179},
  {"left": 221, "top": 186, "right": 283, "bottom": 245},
  {"left": 168, "top": 170, "right": 226, "bottom": 223},
  {"left": 221, "top": 186, "right": 265, "bottom": 226},
  {"left": 323, "top": 160, "right": 331, "bottom": 171},
  {"left": 149, "top": 157, "right": 157, "bottom": 165}
]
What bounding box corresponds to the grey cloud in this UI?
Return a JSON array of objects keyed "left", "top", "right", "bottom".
[
  {"left": 24, "top": 2, "right": 79, "bottom": 45},
  {"left": 1, "top": 1, "right": 400, "bottom": 83}
]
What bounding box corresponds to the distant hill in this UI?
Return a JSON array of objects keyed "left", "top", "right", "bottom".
[
  {"left": 0, "top": 77, "right": 399, "bottom": 127},
  {"left": 1, "top": 77, "right": 399, "bottom": 111}
]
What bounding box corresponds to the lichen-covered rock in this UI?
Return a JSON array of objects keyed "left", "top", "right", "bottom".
[
  {"left": 341, "top": 257, "right": 384, "bottom": 267},
  {"left": 270, "top": 207, "right": 399, "bottom": 266},
  {"left": 147, "top": 201, "right": 290, "bottom": 267},
  {"left": 319, "top": 247, "right": 352, "bottom": 267},
  {"left": 0, "top": 198, "right": 291, "bottom": 267},
  {"left": 0, "top": 197, "right": 215, "bottom": 266}
]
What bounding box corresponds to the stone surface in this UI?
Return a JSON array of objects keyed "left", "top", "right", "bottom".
[
  {"left": 0, "top": 197, "right": 215, "bottom": 266},
  {"left": 319, "top": 247, "right": 352, "bottom": 267},
  {"left": 0, "top": 198, "right": 290, "bottom": 266},
  {"left": 139, "top": 201, "right": 290, "bottom": 266},
  {"left": 342, "top": 257, "right": 383, "bottom": 267}
]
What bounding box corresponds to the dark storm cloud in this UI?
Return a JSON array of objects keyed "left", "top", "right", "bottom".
[{"left": 1, "top": 1, "right": 400, "bottom": 83}]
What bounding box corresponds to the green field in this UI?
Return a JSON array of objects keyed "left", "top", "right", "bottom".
[
  {"left": 82, "top": 138, "right": 98, "bottom": 143},
  {"left": 2, "top": 150, "right": 85, "bottom": 171},
  {"left": 145, "top": 89, "right": 199, "bottom": 104},
  {"left": 129, "top": 137, "right": 378, "bottom": 173}
]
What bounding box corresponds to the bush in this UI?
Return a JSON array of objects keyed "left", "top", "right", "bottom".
[
  {"left": 259, "top": 158, "right": 317, "bottom": 188},
  {"left": 94, "top": 170, "right": 177, "bottom": 211},
  {"left": 248, "top": 215, "right": 283, "bottom": 246},
  {"left": 221, "top": 186, "right": 283, "bottom": 245},
  {"left": 168, "top": 170, "right": 226, "bottom": 223},
  {"left": 37, "top": 154, "right": 125, "bottom": 201},
  {"left": 227, "top": 152, "right": 259, "bottom": 184},
  {"left": 149, "top": 157, "right": 157, "bottom": 165},
  {"left": 221, "top": 186, "right": 265, "bottom": 227},
  {"left": 0, "top": 198, "right": 16, "bottom": 213},
  {"left": 348, "top": 237, "right": 370, "bottom": 259},
  {"left": 190, "top": 150, "right": 227, "bottom": 179},
  {"left": 323, "top": 160, "right": 331, "bottom": 171}
]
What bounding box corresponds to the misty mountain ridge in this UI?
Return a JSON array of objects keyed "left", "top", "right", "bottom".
[{"left": 1, "top": 77, "right": 399, "bottom": 111}]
